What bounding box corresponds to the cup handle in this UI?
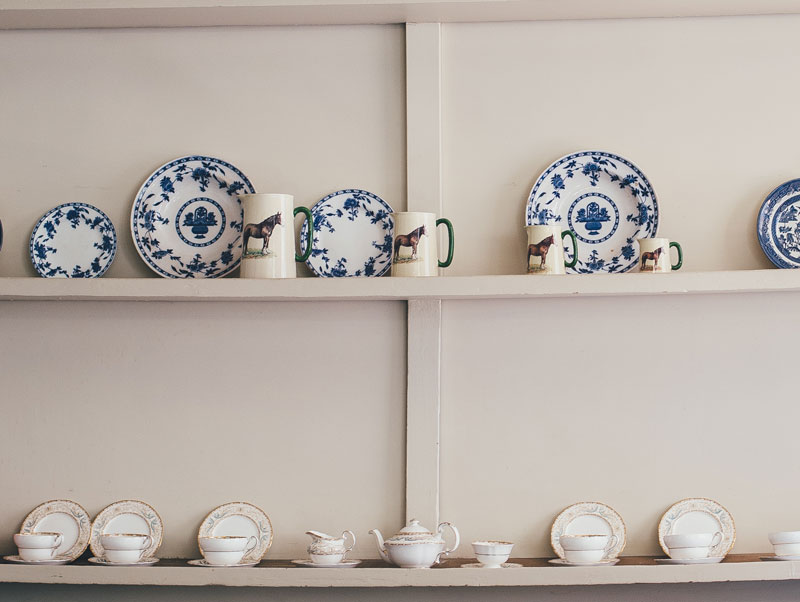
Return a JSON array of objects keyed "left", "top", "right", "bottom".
[
  {"left": 342, "top": 530, "right": 356, "bottom": 554},
  {"left": 435, "top": 522, "right": 460, "bottom": 564},
  {"left": 294, "top": 206, "right": 314, "bottom": 263},
  {"left": 436, "top": 218, "right": 455, "bottom": 268},
  {"left": 49, "top": 534, "right": 63, "bottom": 558},
  {"left": 603, "top": 535, "right": 618, "bottom": 558},
  {"left": 561, "top": 230, "right": 578, "bottom": 268},
  {"left": 670, "top": 241, "right": 683, "bottom": 270},
  {"left": 244, "top": 535, "right": 258, "bottom": 557},
  {"left": 710, "top": 531, "right": 723, "bottom": 549},
  {"left": 139, "top": 535, "right": 152, "bottom": 560}
]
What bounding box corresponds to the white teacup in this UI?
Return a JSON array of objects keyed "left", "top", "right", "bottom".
[
  {"left": 560, "top": 534, "right": 616, "bottom": 552},
  {"left": 202, "top": 549, "right": 247, "bottom": 566},
  {"left": 199, "top": 535, "right": 257, "bottom": 554},
  {"left": 14, "top": 532, "right": 63, "bottom": 550},
  {"left": 564, "top": 549, "right": 606, "bottom": 563},
  {"left": 101, "top": 533, "right": 152, "bottom": 551},
  {"left": 472, "top": 541, "right": 514, "bottom": 568},
  {"left": 769, "top": 531, "right": 800, "bottom": 556},
  {"left": 664, "top": 532, "right": 721, "bottom": 550},
  {"left": 103, "top": 549, "right": 148, "bottom": 564},
  {"left": 310, "top": 552, "right": 345, "bottom": 565},
  {"left": 667, "top": 545, "right": 711, "bottom": 560}
]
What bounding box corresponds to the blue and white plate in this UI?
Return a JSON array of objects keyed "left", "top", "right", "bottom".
[
  {"left": 756, "top": 178, "right": 800, "bottom": 268},
  {"left": 131, "top": 155, "right": 255, "bottom": 278},
  {"left": 29, "top": 202, "right": 117, "bottom": 278},
  {"left": 526, "top": 151, "right": 659, "bottom": 273},
  {"left": 301, "top": 189, "right": 394, "bottom": 277}
]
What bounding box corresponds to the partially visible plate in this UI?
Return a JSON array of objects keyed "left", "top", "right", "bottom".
[
  {"left": 526, "top": 151, "right": 659, "bottom": 273},
  {"left": 757, "top": 178, "right": 800, "bottom": 268},
  {"left": 550, "top": 501, "right": 627, "bottom": 560},
  {"left": 198, "top": 502, "right": 273, "bottom": 563},
  {"left": 291, "top": 559, "right": 362, "bottom": 568},
  {"left": 301, "top": 189, "right": 394, "bottom": 277},
  {"left": 20, "top": 499, "right": 91, "bottom": 561},
  {"left": 29, "top": 202, "right": 117, "bottom": 278},
  {"left": 188, "top": 558, "right": 259, "bottom": 568},
  {"left": 89, "top": 500, "right": 163, "bottom": 559},
  {"left": 548, "top": 558, "right": 619, "bottom": 567},
  {"left": 3, "top": 555, "right": 72, "bottom": 565},
  {"left": 131, "top": 155, "right": 255, "bottom": 278},
  {"left": 88, "top": 556, "right": 159, "bottom": 566},
  {"left": 655, "top": 557, "right": 724, "bottom": 565},
  {"left": 658, "top": 498, "right": 735, "bottom": 557},
  {"left": 459, "top": 562, "right": 522, "bottom": 569}
]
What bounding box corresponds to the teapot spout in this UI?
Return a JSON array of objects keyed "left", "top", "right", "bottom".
[{"left": 369, "top": 529, "right": 390, "bottom": 564}]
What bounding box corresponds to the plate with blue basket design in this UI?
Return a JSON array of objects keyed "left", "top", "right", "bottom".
[
  {"left": 300, "top": 189, "right": 394, "bottom": 277},
  {"left": 131, "top": 155, "right": 255, "bottom": 278},
  {"left": 756, "top": 178, "right": 800, "bottom": 268},
  {"left": 526, "top": 151, "right": 659, "bottom": 273},
  {"left": 29, "top": 202, "right": 117, "bottom": 278}
]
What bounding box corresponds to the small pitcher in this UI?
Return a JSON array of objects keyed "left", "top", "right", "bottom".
[{"left": 306, "top": 530, "right": 356, "bottom": 565}]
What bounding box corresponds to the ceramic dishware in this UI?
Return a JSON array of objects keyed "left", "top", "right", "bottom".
[
  {"left": 201, "top": 550, "right": 247, "bottom": 566},
  {"left": 560, "top": 534, "right": 618, "bottom": 564},
  {"left": 100, "top": 533, "right": 152, "bottom": 562},
  {"left": 197, "top": 502, "right": 273, "bottom": 563},
  {"left": 666, "top": 546, "right": 712, "bottom": 560},
  {"left": 769, "top": 531, "right": 800, "bottom": 556},
  {"left": 389, "top": 212, "right": 454, "bottom": 277},
  {"left": 199, "top": 535, "right": 258, "bottom": 566},
  {"left": 757, "top": 178, "right": 800, "bottom": 268},
  {"left": 658, "top": 498, "right": 735, "bottom": 558},
  {"left": 525, "top": 225, "right": 578, "bottom": 274},
  {"left": 526, "top": 150, "right": 658, "bottom": 273},
  {"left": 471, "top": 541, "right": 514, "bottom": 568},
  {"left": 3, "top": 554, "right": 71, "bottom": 565},
  {"left": 370, "top": 518, "right": 460, "bottom": 568},
  {"left": 88, "top": 556, "right": 160, "bottom": 567},
  {"left": 188, "top": 558, "right": 259, "bottom": 568},
  {"left": 291, "top": 559, "right": 362, "bottom": 568},
  {"left": 18, "top": 499, "right": 91, "bottom": 561},
  {"left": 238, "top": 193, "right": 313, "bottom": 278},
  {"left": 654, "top": 557, "right": 724, "bottom": 565},
  {"left": 89, "top": 500, "right": 163, "bottom": 560},
  {"left": 637, "top": 237, "right": 682, "bottom": 272},
  {"left": 103, "top": 548, "right": 149, "bottom": 564},
  {"left": 15, "top": 532, "right": 63, "bottom": 561},
  {"left": 551, "top": 502, "right": 626, "bottom": 560},
  {"left": 549, "top": 558, "right": 620, "bottom": 567},
  {"left": 306, "top": 530, "right": 356, "bottom": 565}
]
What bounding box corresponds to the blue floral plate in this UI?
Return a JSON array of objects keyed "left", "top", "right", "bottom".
[
  {"left": 526, "top": 151, "right": 659, "bottom": 273},
  {"left": 300, "top": 189, "right": 394, "bottom": 277},
  {"left": 756, "top": 178, "right": 800, "bottom": 268},
  {"left": 29, "top": 202, "right": 117, "bottom": 278},
  {"left": 131, "top": 156, "right": 255, "bottom": 278}
]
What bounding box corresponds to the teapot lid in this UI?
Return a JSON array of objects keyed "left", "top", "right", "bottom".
[{"left": 386, "top": 519, "right": 442, "bottom": 544}]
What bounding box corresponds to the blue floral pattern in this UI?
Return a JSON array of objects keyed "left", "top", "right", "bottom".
[
  {"left": 757, "top": 178, "right": 800, "bottom": 268},
  {"left": 29, "top": 203, "right": 117, "bottom": 278},
  {"left": 526, "top": 151, "right": 659, "bottom": 273},
  {"left": 300, "top": 189, "right": 394, "bottom": 277},
  {"left": 131, "top": 156, "right": 254, "bottom": 278}
]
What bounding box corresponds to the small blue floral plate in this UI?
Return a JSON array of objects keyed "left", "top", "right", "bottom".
[
  {"left": 300, "top": 189, "right": 394, "bottom": 277},
  {"left": 130, "top": 155, "right": 255, "bottom": 278},
  {"left": 526, "top": 151, "right": 659, "bottom": 273},
  {"left": 756, "top": 178, "right": 800, "bottom": 269},
  {"left": 29, "top": 202, "right": 117, "bottom": 278}
]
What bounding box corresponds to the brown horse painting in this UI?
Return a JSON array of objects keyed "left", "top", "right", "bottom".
[
  {"left": 242, "top": 212, "right": 282, "bottom": 256},
  {"left": 640, "top": 247, "right": 663, "bottom": 271},
  {"left": 394, "top": 225, "right": 427, "bottom": 262},
  {"left": 527, "top": 235, "right": 555, "bottom": 272}
]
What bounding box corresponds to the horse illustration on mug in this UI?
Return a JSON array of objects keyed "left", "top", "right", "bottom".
[
  {"left": 640, "top": 246, "right": 663, "bottom": 271},
  {"left": 394, "top": 225, "right": 427, "bottom": 263},
  {"left": 527, "top": 235, "right": 555, "bottom": 272},
  {"left": 242, "top": 212, "right": 282, "bottom": 257}
]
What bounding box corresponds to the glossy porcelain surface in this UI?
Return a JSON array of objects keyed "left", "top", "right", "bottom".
[
  {"left": 471, "top": 541, "right": 514, "bottom": 555},
  {"left": 306, "top": 530, "right": 356, "bottom": 557},
  {"left": 291, "top": 559, "right": 362, "bottom": 568},
  {"left": 89, "top": 500, "right": 163, "bottom": 559},
  {"left": 559, "top": 534, "right": 615, "bottom": 552},
  {"left": 474, "top": 551, "right": 510, "bottom": 568},
  {"left": 658, "top": 498, "right": 735, "bottom": 557},
  {"left": 757, "top": 178, "right": 800, "bottom": 268},
  {"left": 239, "top": 193, "right": 307, "bottom": 279},
  {"left": 309, "top": 553, "right": 345, "bottom": 565},
  {"left": 667, "top": 545, "right": 711, "bottom": 560},
  {"left": 14, "top": 532, "right": 62, "bottom": 549},
  {"left": 525, "top": 224, "right": 571, "bottom": 275},
  {"left": 88, "top": 556, "right": 159, "bottom": 567},
  {"left": 101, "top": 534, "right": 152, "bottom": 551},
  {"left": 3, "top": 554, "right": 71, "bottom": 565},
  {"left": 548, "top": 558, "right": 619, "bottom": 567},
  {"left": 551, "top": 502, "right": 626, "bottom": 559},
  {"left": 198, "top": 502, "right": 273, "bottom": 563},
  {"left": 655, "top": 557, "right": 724, "bottom": 565},
  {"left": 202, "top": 550, "right": 246, "bottom": 565},
  {"left": 188, "top": 558, "right": 258, "bottom": 568},
  {"left": 390, "top": 212, "right": 452, "bottom": 277},
  {"left": 370, "top": 519, "right": 460, "bottom": 568},
  {"left": 664, "top": 532, "right": 721, "bottom": 549},
  {"left": 769, "top": 531, "right": 800, "bottom": 545},
  {"left": 199, "top": 535, "right": 255, "bottom": 553},
  {"left": 19, "top": 500, "right": 91, "bottom": 561},
  {"left": 773, "top": 542, "right": 800, "bottom": 556},
  {"left": 103, "top": 548, "right": 147, "bottom": 563},
  {"left": 18, "top": 546, "right": 61, "bottom": 561}
]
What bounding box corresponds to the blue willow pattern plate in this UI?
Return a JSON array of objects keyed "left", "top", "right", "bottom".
[
  {"left": 131, "top": 156, "right": 255, "bottom": 278},
  {"left": 526, "top": 151, "right": 659, "bottom": 273},
  {"left": 300, "top": 189, "right": 394, "bottom": 277},
  {"left": 757, "top": 178, "right": 800, "bottom": 268},
  {"left": 29, "top": 202, "right": 117, "bottom": 278}
]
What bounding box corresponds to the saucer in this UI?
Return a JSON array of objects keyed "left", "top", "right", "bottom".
[
  {"left": 761, "top": 555, "right": 800, "bottom": 561},
  {"left": 548, "top": 558, "right": 619, "bottom": 567},
  {"left": 3, "top": 555, "right": 72, "bottom": 565},
  {"left": 655, "top": 557, "right": 724, "bottom": 565},
  {"left": 188, "top": 558, "right": 259, "bottom": 568},
  {"left": 291, "top": 559, "right": 362, "bottom": 568},
  {"left": 88, "top": 556, "right": 160, "bottom": 566},
  {"left": 460, "top": 562, "right": 522, "bottom": 569}
]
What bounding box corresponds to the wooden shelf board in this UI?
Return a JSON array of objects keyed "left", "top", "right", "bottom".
[
  {"left": 3, "top": 0, "right": 800, "bottom": 30},
  {"left": 0, "top": 555, "right": 797, "bottom": 587},
  {"left": 1, "top": 270, "right": 800, "bottom": 302}
]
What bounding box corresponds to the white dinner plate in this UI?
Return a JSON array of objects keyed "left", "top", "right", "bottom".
[
  {"left": 550, "top": 501, "right": 627, "bottom": 559},
  {"left": 658, "top": 498, "right": 735, "bottom": 557},
  {"left": 89, "top": 500, "right": 163, "bottom": 559},
  {"left": 198, "top": 502, "right": 273, "bottom": 563},
  {"left": 19, "top": 499, "right": 91, "bottom": 561}
]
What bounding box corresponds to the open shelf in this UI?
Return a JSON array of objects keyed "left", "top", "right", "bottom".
[
  {"left": 1, "top": 270, "right": 799, "bottom": 302},
  {"left": 2, "top": 0, "right": 800, "bottom": 30},
  {"left": 0, "top": 556, "right": 795, "bottom": 587}
]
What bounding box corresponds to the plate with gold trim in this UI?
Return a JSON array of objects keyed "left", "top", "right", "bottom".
[
  {"left": 550, "top": 502, "right": 627, "bottom": 560},
  {"left": 658, "top": 498, "right": 735, "bottom": 558},
  {"left": 3, "top": 555, "right": 72, "bottom": 565},
  {"left": 198, "top": 502, "right": 273, "bottom": 563},
  {"left": 89, "top": 500, "right": 163, "bottom": 559},
  {"left": 19, "top": 499, "right": 91, "bottom": 561}
]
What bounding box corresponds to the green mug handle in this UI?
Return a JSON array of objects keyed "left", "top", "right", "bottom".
[
  {"left": 294, "top": 206, "right": 313, "bottom": 263},
  {"left": 670, "top": 241, "right": 683, "bottom": 270},
  {"left": 562, "top": 230, "right": 578, "bottom": 269},
  {"left": 436, "top": 218, "right": 454, "bottom": 268}
]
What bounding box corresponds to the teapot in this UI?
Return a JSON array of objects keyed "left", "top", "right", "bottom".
[{"left": 369, "top": 519, "right": 459, "bottom": 568}]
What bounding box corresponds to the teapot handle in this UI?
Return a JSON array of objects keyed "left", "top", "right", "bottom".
[{"left": 435, "top": 522, "right": 460, "bottom": 563}]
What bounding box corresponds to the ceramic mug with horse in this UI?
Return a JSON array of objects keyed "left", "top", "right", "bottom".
[
  {"left": 524, "top": 225, "right": 578, "bottom": 274},
  {"left": 390, "top": 212, "right": 454, "bottom": 277},
  {"left": 637, "top": 237, "right": 682, "bottom": 272},
  {"left": 238, "top": 193, "right": 313, "bottom": 278}
]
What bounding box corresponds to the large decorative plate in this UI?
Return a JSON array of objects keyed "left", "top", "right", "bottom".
[
  {"left": 89, "top": 500, "right": 163, "bottom": 559},
  {"left": 550, "top": 501, "right": 627, "bottom": 559},
  {"left": 756, "top": 178, "right": 800, "bottom": 268},
  {"left": 131, "top": 155, "right": 255, "bottom": 278},
  {"left": 300, "top": 189, "right": 393, "bottom": 277},
  {"left": 29, "top": 202, "right": 117, "bottom": 278},
  {"left": 198, "top": 502, "right": 273, "bottom": 563},
  {"left": 20, "top": 499, "right": 91, "bottom": 561},
  {"left": 526, "top": 151, "right": 659, "bottom": 273},
  {"left": 658, "top": 498, "right": 735, "bottom": 557}
]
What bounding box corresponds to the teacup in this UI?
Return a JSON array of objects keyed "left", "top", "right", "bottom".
[
  {"left": 472, "top": 541, "right": 514, "bottom": 568},
  {"left": 15, "top": 532, "right": 63, "bottom": 562},
  {"left": 664, "top": 532, "right": 721, "bottom": 550},
  {"left": 199, "top": 535, "right": 257, "bottom": 554},
  {"left": 769, "top": 531, "right": 800, "bottom": 556},
  {"left": 103, "top": 549, "right": 148, "bottom": 564},
  {"left": 309, "top": 552, "right": 345, "bottom": 565},
  {"left": 202, "top": 549, "right": 247, "bottom": 566},
  {"left": 101, "top": 533, "right": 152, "bottom": 551},
  {"left": 560, "top": 534, "right": 617, "bottom": 564},
  {"left": 666, "top": 546, "right": 711, "bottom": 560}
]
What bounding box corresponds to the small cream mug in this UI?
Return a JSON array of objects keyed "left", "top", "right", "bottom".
[
  {"left": 390, "top": 212, "right": 454, "bottom": 277},
  {"left": 525, "top": 225, "right": 578, "bottom": 274},
  {"left": 637, "top": 237, "right": 682, "bottom": 272}
]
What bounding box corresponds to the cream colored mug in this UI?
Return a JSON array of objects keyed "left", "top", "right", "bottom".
[
  {"left": 390, "top": 212, "right": 454, "bottom": 277},
  {"left": 238, "top": 194, "right": 313, "bottom": 278},
  {"left": 525, "top": 225, "right": 578, "bottom": 274},
  {"left": 637, "top": 237, "right": 682, "bottom": 272}
]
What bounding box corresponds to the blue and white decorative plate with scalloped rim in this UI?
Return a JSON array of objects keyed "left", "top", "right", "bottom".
[
  {"left": 756, "top": 178, "right": 800, "bottom": 268},
  {"left": 526, "top": 151, "right": 659, "bottom": 273},
  {"left": 131, "top": 155, "right": 255, "bottom": 278},
  {"left": 29, "top": 202, "right": 117, "bottom": 278},
  {"left": 300, "top": 189, "right": 394, "bottom": 277}
]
